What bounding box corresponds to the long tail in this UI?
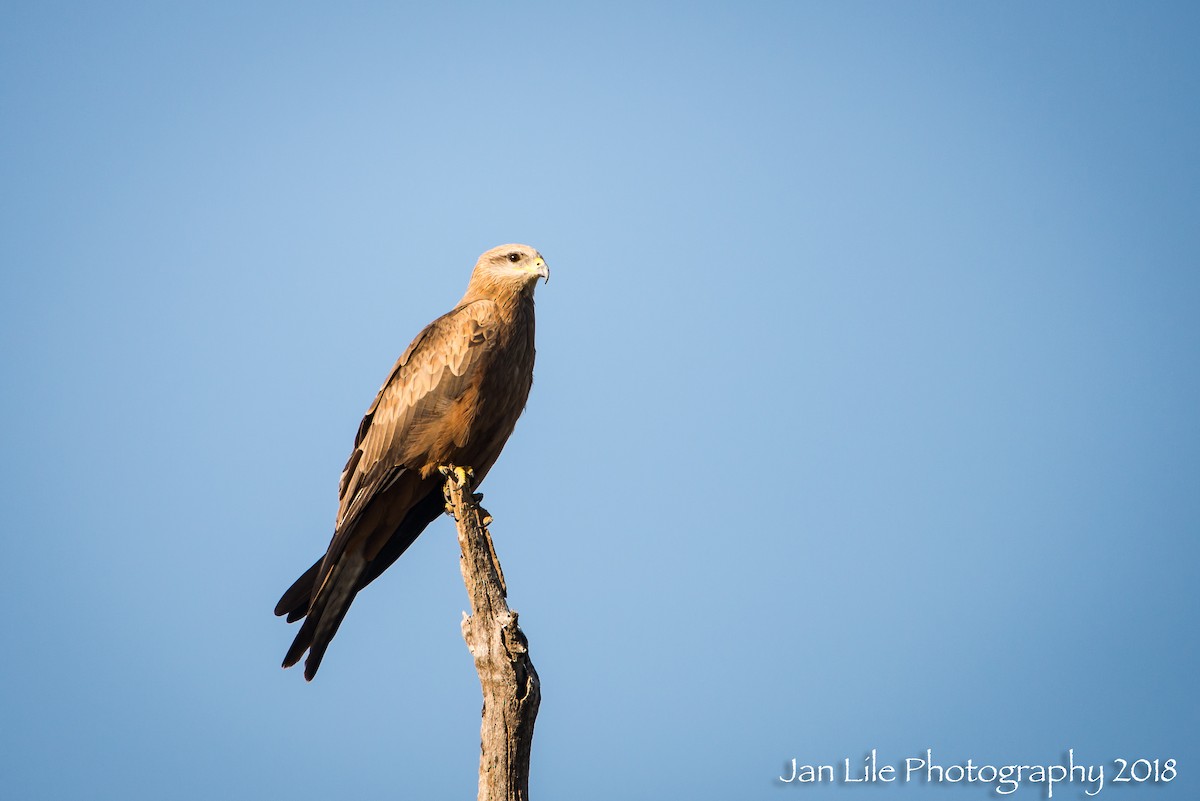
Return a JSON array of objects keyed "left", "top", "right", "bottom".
[
  {"left": 282, "top": 547, "right": 367, "bottom": 680},
  {"left": 275, "top": 559, "right": 322, "bottom": 623},
  {"left": 274, "top": 489, "right": 446, "bottom": 679}
]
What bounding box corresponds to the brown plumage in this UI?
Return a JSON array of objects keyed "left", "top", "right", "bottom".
[{"left": 276, "top": 244, "right": 549, "bottom": 680}]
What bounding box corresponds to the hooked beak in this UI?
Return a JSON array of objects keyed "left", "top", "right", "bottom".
[{"left": 534, "top": 256, "right": 550, "bottom": 284}]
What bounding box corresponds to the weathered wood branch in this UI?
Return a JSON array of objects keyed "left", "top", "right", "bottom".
[{"left": 442, "top": 466, "right": 541, "bottom": 801}]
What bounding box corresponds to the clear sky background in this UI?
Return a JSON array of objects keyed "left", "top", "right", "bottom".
[{"left": 2, "top": 2, "right": 1197, "bottom": 799}]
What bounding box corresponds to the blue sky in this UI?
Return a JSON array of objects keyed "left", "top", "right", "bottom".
[{"left": 2, "top": 2, "right": 1197, "bottom": 799}]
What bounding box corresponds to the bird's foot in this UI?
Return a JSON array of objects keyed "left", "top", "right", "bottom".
[
  {"left": 438, "top": 464, "right": 474, "bottom": 488},
  {"left": 440, "top": 464, "right": 475, "bottom": 514},
  {"left": 455, "top": 466, "right": 473, "bottom": 489}
]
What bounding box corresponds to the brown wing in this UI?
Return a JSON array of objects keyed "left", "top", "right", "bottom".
[
  {"left": 280, "top": 298, "right": 504, "bottom": 679},
  {"left": 317, "top": 298, "right": 501, "bottom": 587}
]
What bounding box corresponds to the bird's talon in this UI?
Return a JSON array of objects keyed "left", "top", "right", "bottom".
[{"left": 453, "top": 466, "right": 473, "bottom": 488}]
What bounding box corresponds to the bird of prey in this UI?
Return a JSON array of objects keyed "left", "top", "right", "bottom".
[{"left": 275, "top": 244, "right": 549, "bottom": 680}]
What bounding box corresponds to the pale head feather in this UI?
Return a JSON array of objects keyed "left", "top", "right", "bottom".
[{"left": 463, "top": 243, "right": 548, "bottom": 303}]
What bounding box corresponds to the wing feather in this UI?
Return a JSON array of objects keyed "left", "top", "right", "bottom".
[{"left": 313, "top": 299, "right": 500, "bottom": 594}]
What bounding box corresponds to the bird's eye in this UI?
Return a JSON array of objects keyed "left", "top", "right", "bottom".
[{"left": 507, "top": 252, "right": 521, "bottom": 263}]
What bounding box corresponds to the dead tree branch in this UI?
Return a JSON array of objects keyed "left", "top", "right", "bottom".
[{"left": 441, "top": 466, "right": 541, "bottom": 801}]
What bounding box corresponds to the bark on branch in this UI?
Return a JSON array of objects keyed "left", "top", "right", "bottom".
[{"left": 442, "top": 466, "right": 541, "bottom": 801}]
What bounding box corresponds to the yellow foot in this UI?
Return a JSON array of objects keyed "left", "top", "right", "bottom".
[
  {"left": 455, "top": 466, "right": 473, "bottom": 488},
  {"left": 438, "top": 464, "right": 474, "bottom": 488},
  {"left": 439, "top": 464, "right": 476, "bottom": 515}
]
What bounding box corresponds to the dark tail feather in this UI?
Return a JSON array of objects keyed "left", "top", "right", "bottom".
[
  {"left": 276, "top": 489, "right": 446, "bottom": 679},
  {"left": 274, "top": 491, "right": 442, "bottom": 624},
  {"left": 281, "top": 548, "right": 368, "bottom": 680},
  {"left": 302, "top": 550, "right": 367, "bottom": 680},
  {"left": 274, "top": 557, "right": 323, "bottom": 621}
]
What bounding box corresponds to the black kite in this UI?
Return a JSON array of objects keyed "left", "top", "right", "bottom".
[{"left": 275, "top": 244, "right": 549, "bottom": 680}]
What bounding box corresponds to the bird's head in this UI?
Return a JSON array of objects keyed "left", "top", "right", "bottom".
[{"left": 469, "top": 244, "right": 550, "bottom": 297}]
